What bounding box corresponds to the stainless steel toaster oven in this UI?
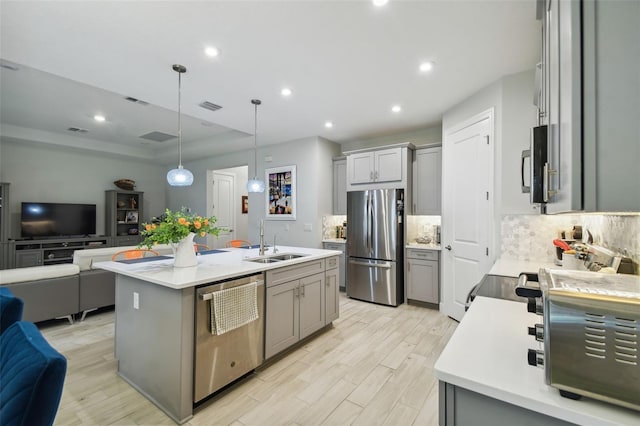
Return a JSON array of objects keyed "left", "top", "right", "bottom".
[{"left": 517, "top": 269, "right": 640, "bottom": 412}]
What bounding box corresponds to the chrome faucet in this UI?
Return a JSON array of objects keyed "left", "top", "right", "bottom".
[
  {"left": 259, "top": 220, "right": 267, "bottom": 256},
  {"left": 272, "top": 235, "right": 278, "bottom": 254}
]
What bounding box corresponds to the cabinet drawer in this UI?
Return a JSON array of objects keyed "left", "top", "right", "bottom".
[
  {"left": 323, "top": 243, "right": 345, "bottom": 252},
  {"left": 406, "top": 249, "right": 439, "bottom": 260},
  {"left": 325, "top": 256, "right": 339, "bottom": 270},
  {"left": 266, "top": 259, "right": 326, "bottom": 288}
]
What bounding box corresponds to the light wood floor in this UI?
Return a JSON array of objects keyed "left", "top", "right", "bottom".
[{"left": 40, "top": 293, "right": 458, "bottom": 426}]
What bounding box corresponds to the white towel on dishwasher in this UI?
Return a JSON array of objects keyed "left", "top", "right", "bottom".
[{"left": 210, "top": 281, "right": 258, "bottom": 335}]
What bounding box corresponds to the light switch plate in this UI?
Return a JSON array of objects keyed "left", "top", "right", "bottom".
[
  {"left": 133, "top": 292, "right": 139, "bottom": 310},
  {"left": 304, "top": 223, "right": 312, "bottom": 231}
]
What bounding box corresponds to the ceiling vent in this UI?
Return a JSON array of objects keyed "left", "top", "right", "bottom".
[
  {"left": 67, "top": 127, "right": 89, "bottom": 133},
  {"left": 199, "top": 101, "right": 222, "bottom": 112},
  {"left": 124, "top": 96, "right": 149, "bottom": 106},
  {"left": 139, "top": 131, "right": 176, "bottom": 142}
]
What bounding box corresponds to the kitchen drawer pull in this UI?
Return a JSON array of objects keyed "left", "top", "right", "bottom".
[{"left": 349, "top": 260, "right": 391, "bottom": 269}]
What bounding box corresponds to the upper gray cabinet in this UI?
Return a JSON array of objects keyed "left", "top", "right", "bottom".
[
  {"left": 344, "top": 144, "right": 413, "bottom": 191},
  {"left": 540, "top": 0, "right": 639, "bottom": 213},
  {"left": 412, "top": 146, "right": 442, "bottom": 215},
  {"left": 332, "top": 158, "right": 347, "bottom": 215}
]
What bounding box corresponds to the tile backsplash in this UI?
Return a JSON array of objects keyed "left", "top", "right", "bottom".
[
  {"left": 500, "top": 214, "right": 639, "bottom": 270},
  {"left": 406, "top": 215, "right": 441, "bottom": 244},
  {"left": 322, "top": 215, "right": 347, "bottom": 240}
]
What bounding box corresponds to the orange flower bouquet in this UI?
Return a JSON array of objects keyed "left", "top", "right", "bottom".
[{"left": 138, "top": 208, "right": 221, "bottom": 248}]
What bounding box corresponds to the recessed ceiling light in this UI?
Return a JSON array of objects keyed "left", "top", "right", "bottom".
[
  {"left": 281, "top": 88, "right": 292, "bottom": 97},
  {"left": 391, "top": 105, "right": 402, "bottom": 113},
  {"left": 419, "top": 61, "right": 435, "bottom": 73},
  {"left": 204, "top": 46, "right": 219, "bottom": 57},
  {"left": 373, "top": 0, "right": 389, "bottom": 7},
  {"left": 325, "top": 121, "right": 334, "bottom": 129},
  {"left": 94, "top": 115, "right": 106, "bottom": 122}
]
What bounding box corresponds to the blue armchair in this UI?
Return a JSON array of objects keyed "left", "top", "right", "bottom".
[
  {"left": 0, "top": 287, "right": 23, "bottom": 334},
  {"left": 0, "top": 321, "right": 67, "bottom": 426}
]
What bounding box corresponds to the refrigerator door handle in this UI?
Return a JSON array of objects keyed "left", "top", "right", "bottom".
[
  {"left": 348, "top": 259, "right": 392, "bottom": 269},
  {"left": 368, "top": 194, "right": 374, "bottom": 255}
]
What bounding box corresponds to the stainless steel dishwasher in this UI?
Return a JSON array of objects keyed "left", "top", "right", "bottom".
[{"left": 194, "top": 273, "right": 264, "bottom": 403}]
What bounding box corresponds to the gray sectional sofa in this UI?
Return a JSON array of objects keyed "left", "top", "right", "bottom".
[{"left": 0, "top": 245, "right": 172, "bottom": 323}]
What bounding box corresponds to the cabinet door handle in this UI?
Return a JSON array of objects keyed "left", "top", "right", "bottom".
[
  {"left": 370, "top": 171, "right": 374, "bottom": 181},
  {"left": 301, "top": 285, "right": 305, "bottom": 297}
]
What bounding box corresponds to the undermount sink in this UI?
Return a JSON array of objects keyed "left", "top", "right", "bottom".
[
  {"left": 269, "top": 253, "right": 308, "bottom": 261},
  {"left": 246, "top": 257, "right": 281, "bottom": 263},
  {"left": 245, "top": 252, "right": 309, "bottom": 263}
]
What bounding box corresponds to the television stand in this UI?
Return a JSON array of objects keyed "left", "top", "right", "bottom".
[{"left": 12, "top": 236, "right": 111, "bottom": 268}]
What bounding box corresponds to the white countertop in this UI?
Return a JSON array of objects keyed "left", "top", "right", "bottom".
[
  {"left": 434, "top": 297, "right": 639, "bottom": 425},
  {"left": 406, "top": 243, "right": 441, "bottom": 251},
  {"left": 489, "top": 258, "right": 558, "bottom": 278},
  {"left": 95, "top": 246, "right": 341, "bottom": 290}
]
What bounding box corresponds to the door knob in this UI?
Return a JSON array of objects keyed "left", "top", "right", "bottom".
[{"left": 445, "top": 245, "right": 452, "bottom": 251}]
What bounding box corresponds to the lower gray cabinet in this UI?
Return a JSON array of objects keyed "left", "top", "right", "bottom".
[
  {"left": 265, "top": 272, "right": 325, "bottom": 359},
  {"left": 322, "top": 242, "right": 346, "bottom": 291},
  {"left": 325, "top": 260, "right": 339, "bottom": 324},
  {"left": 406, "top": 248, "right": 439, "bottom": 304}
]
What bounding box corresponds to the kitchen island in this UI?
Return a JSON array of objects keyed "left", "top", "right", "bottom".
[
  {"left": 434, "top": 296, "right": 639, "bottom": 425},
  {"left": 95, "top": 246, "right": 341, "bottom": 424}
]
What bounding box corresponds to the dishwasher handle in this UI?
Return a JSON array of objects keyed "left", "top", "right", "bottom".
[{"left": 199, "top": 278, "right": 264, "bottom": 300}]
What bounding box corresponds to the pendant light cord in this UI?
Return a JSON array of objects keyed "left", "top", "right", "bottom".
[
  {"left": 253, "top": 102, "right": 258, "bottom": 177},
  {"left": 178, "top": 71, "right": 183, "bottom": 167}
]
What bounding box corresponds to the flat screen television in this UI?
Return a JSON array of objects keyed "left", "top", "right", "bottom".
[{"left": 21, "top": 202, "right": 97, "bottom": 238}]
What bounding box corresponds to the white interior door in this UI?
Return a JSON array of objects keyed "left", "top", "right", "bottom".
[
  {"left": 210, "top": 172, "right": 235, "bottom": 248},
  {"left": 441, "top": 110, "right": 493, "bottom": 321}
]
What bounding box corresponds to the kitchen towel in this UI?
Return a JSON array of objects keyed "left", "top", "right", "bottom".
[{"left": 210, "top": 282, "right": 258, "bottom": 335}]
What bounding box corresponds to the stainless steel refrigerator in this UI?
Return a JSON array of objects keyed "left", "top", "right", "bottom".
[{"left": 346, "top": 189, "right": 404, "bottom": 306}]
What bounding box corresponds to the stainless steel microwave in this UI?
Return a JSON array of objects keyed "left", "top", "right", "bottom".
[{"left": 521, "top": 125, "right": 548, "bottom": 204}]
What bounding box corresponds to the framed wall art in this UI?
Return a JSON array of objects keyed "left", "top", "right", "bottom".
[
  {"left": 241, "top": 195, "right": 248, "bottom": 214},
  {"left": 265, "top": 165, "right": 296, "bottom": 220}
]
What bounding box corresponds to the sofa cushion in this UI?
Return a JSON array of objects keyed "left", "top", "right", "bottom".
[
  {"left": 0, "top": 264, "right": 79, "bottom": 285},
  {"left": 73, "top": 244, "right": 174, "bottom": 271},
  {"left": 0, "top": 287, "right": 23, "bottom": 334},
  {"left": 0, "top": 321, "right": 67, "bottom": 426}
]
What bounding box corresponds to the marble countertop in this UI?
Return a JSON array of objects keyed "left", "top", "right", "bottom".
[
  {"left": 406, "top": 243, "right": 441, "bottom": 250},
  {"left": 434, "top": 296, "right": 639, "bottom": 425},
  {"left": 95, "top": 245, "right": 342, "bottom": 290}
]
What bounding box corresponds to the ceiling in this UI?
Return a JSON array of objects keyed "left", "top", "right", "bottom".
[{"left": 0, "top": 0, "right": 540, "bottom": 165}]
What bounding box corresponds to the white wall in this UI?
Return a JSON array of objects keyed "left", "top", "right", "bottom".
[
  {"left": 501, "top": 69, "right": 539, "bottom": 215},
  {"left": 340, "top": 125, "right": 442, "bottom": 152},
  {"left": 0, "top": 140, "right": 166, "bottom": 238},
  {"left": 168, "top": 136, "right": 341, "bottom": 248}
]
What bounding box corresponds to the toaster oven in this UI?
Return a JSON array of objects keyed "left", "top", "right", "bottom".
[{"left": 517, "top": 269, "right": 640, "bottom": 412}]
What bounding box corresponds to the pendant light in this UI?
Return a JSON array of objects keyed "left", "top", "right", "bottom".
[
  {"left": 246, "top": 99, "right": 265, "bottom": 193},
  {"left": 167, "top": 64, "right": 194, "bottom": 186}
]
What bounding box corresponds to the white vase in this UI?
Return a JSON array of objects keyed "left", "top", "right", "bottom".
[{"left": 172, "top": 232, "right": 198, "bottom": 268}]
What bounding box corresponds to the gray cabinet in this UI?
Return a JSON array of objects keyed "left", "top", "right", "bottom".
[
  {"left": 539, "top": 0, "right": 639, "bottom": 212},
  {"left": 0, "top": 182, "right": 10, "bottom": 243},
  {"left": 105, "top": 190, "right": 144, "bottom": 246},
  {"left": 16, "top": 250, "right": 43, "bottom": 268},
  {"left": 325, "top": 256, "right": 340, "bottom": 324},
  {"left": 333, "top": 158, "right": 347, "bottom": 215},
  {"left": 265, "top": 260, "right": 326, "bottom": 359},
  {"left": 13, "top": 237, "right": 110, "bottom": 268},
  {"left": 406, "top": 248, "right": 439, "bottom": 305},
  {"left": 413, "top": 146, "right": 442, "bottom": 215},
  {"left": 322, "top": 242, "right": 346, "bottom": 291},
  {"left": 347, "top": 147, "right": 403, "bottom": 185},
  {"left": 299, "top": 272, "right": 326, "bottom": 340}
]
